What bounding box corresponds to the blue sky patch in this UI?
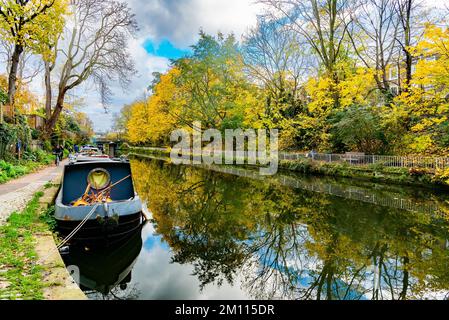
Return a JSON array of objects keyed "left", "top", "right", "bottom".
[{"left": 143, "top": 38, "right": 191, "bottom": 60}]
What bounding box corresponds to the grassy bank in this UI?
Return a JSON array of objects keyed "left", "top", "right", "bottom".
[
  {"left": 279, "top": 158, "right": 449, "bottom": 188},
  {"left": 124, "top": 146, "right": 449, "bottom": 188},
  {"left": 0, "top": 151, "right": 55, "bottom": 184},
  {"left": 0, "top": 191, "right": 54, "bottom": 300}
]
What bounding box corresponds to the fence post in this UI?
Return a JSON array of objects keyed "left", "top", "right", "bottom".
[
  {"left": 328, "top": 154, "right": 332, "bottom": 163},
  {"left": 372, "top": 155, "right": 375, "bottom": 165}
]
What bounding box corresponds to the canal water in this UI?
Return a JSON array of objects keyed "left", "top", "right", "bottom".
[{"left": 62, "top": 155, "right": 449, "bottom": 300}]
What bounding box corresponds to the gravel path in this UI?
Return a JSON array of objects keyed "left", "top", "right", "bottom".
[{"left": 0, "top": 162, "right": 65, "bottom": 225}]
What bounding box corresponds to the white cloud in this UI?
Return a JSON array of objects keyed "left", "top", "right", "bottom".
[
  {"left": 72, "top": 36, "right": 171, "bottom": 132},
  {"left": 129, "top": 224, "right": 249, "bottom": 300},
  {"left": 127, "top": 0, "right": 263, "bottom": 48}
]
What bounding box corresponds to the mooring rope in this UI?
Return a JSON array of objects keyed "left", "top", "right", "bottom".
[
  {"left": 34, "top": 203, "right": 100, "bottom": 268},
  {"left": 56, "top": 203, "right": 100, "bottom": 250}
]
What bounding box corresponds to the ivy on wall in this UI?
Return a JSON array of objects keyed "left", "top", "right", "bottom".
[{"left": 0, "top": 115, "right": 32, "bottom": 160}]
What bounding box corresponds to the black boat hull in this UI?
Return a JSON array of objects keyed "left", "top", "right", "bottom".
[{"left": 56, "top": 212, "right": 143, "bottom": 246}]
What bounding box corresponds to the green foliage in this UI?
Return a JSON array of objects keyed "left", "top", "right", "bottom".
[
  {"left": 42, "top": 140, "right": 52, "bottom": 152},
  {"left": 0, "top": 88, "right": 8, "bottom": 104},
  {"left": 0, "top": 150, "right": 54, "bottom": 184},
  {"left": 22, "top": 149, "right": 54, "bottom": 164},
  {"left": 30, "top": 129, "right": 39, "bottom": 140},
  {"left": 0, "top": 115, "right": 32, "bottom": 160},
  {"left": 329, "top": 106, "right": 389, "bottom": 154},
  {"left": 40, "top": 206, "right": 57, "bottom": 231},
  {"left": 0, "top": 122, "right": 16, "bottom": 159},
  {"left": 433, "top": 168, "right": 449, "bottom": 186}
]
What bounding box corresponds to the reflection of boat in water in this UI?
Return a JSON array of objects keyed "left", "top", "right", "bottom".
[
  {"left": 63, "top": 227, "right": 143, "bottom": 295},
  {"left": 54, "top": 159, "right": 143, "bottom": 244}
]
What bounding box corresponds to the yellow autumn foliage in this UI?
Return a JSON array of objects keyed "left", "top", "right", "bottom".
[
  {"left": 0, "top": 0, "right": 68, "bottom": 60},
  {"left": 126, "top": 68, "right": 180, "bottom": 144}
]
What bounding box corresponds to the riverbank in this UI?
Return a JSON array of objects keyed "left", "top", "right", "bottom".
[
  {"left": 278, "top": 158, "right": 447, "bottom": 189},
  {"left": 0, "top": 180, "right": 86, "bottom": 300},
  {"left": 124, "top": 146, "right": 449, "bottom": 189}
]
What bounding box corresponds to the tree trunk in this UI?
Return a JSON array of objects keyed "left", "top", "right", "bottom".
[
  {"left": 44, "top": 60, "right": 52, "bottom": 121},
  {"left": 400, "top": 0, "right": 413, "bottom": 93},
  {"left": 404, "top": 50, "right": 413, "bottom": 91},
  {"left": 44, "top": 90, "right": 66, "bottom": 137},
  {"left": 7, "top": 44, "right": 24, "bottom": 113}
]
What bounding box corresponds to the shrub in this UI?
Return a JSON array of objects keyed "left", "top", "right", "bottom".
[{"left": 433, "top": 168, "right": 449, "bottom": 186}]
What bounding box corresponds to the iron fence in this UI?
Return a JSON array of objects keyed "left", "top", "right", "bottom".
[
  {"left": 127, "top": 145, "right": 449, "bottom": 172},
  {"left": 279, "top": 152, "right": 449, "bottom": 172}
]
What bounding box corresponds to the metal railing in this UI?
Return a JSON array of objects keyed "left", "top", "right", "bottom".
[
  {"left": 279, "top": 152, "right": 449, "bottom": 172},
  {"left": 126, "top": 145, "right": 449, "bottom": 172}
]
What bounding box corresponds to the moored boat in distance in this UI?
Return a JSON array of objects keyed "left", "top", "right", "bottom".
[
  {"left": 55, "top": 157, "right": 143, "bottom": 245},
  {"left": 72, "top": 146, "right": 111, "bottom": 163}
]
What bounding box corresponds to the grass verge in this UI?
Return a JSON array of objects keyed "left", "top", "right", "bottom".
[{"left": 0, "top": 192, "right": 48, "bottom": 300}]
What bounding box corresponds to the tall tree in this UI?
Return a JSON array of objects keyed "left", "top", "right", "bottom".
[
  {"left": 395, "top": 0, "right": 414, "bottom": 92},
  {"left": 394, "top": 0, "right": 432, "bottom": 93},
  {"left": 243, "top": 17, "right": 308, "bottom": 124},
  {"left": 0, "top": 40, "right": 44, "bottom": 86},
  {"left": 173, "top": 32, "right": 259, "bottom": 130},
  {"left": 347, "top": 0, "right": 400, "bottom": 101},
  {"left": 260, "top": 0, "right": 355, "bottom": 111},
  {"left": 260, "top": 0, "right": 353, "bottom": 77},
  {"left": 0, "top": 0, "right": 66, "bottom": 110},
  {"left": 44, "top": 0, "right": 137, "bottom": 136},
  {"left": 112, "top": 103, "right": 133, "bottom": 140}
]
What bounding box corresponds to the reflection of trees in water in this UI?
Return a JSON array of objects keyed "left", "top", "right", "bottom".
[
  {"left": 133, "top": 160, "right": 255, "bottom": 289},
  {"left": 242, "top": 198, "right": 449, "bottom": 300},
  {"left": 131, "top": 157, "right": 449, "bottom": 300}
]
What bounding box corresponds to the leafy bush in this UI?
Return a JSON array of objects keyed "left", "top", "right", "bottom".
[
  {"left": 329, "top": 106, "right": 389, "bottom": 154},
  {"left": 0, "top": 122, "right": 16, "bottom": 159},
  {"left": 433, "top": 168, "right": 449, "bottom": 186},
  {"left": 31, "top": 128, "right": 40, "bottom": 140},
  {"left": 0, "top": 150, "right": 55, "bottom": 184}
]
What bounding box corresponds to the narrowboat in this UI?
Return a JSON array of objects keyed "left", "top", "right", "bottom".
[{"left": 54, "top": 158, "right": 143, "bottom": 244}]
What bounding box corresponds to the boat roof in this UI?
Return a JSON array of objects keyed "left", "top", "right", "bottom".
[{"left": 73, "top": 156, "right": 113, "bottom": 163}]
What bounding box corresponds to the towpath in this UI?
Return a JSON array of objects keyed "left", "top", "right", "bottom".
[{"left": 0, "top": 162, "right": 66, "bottom": 225}]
